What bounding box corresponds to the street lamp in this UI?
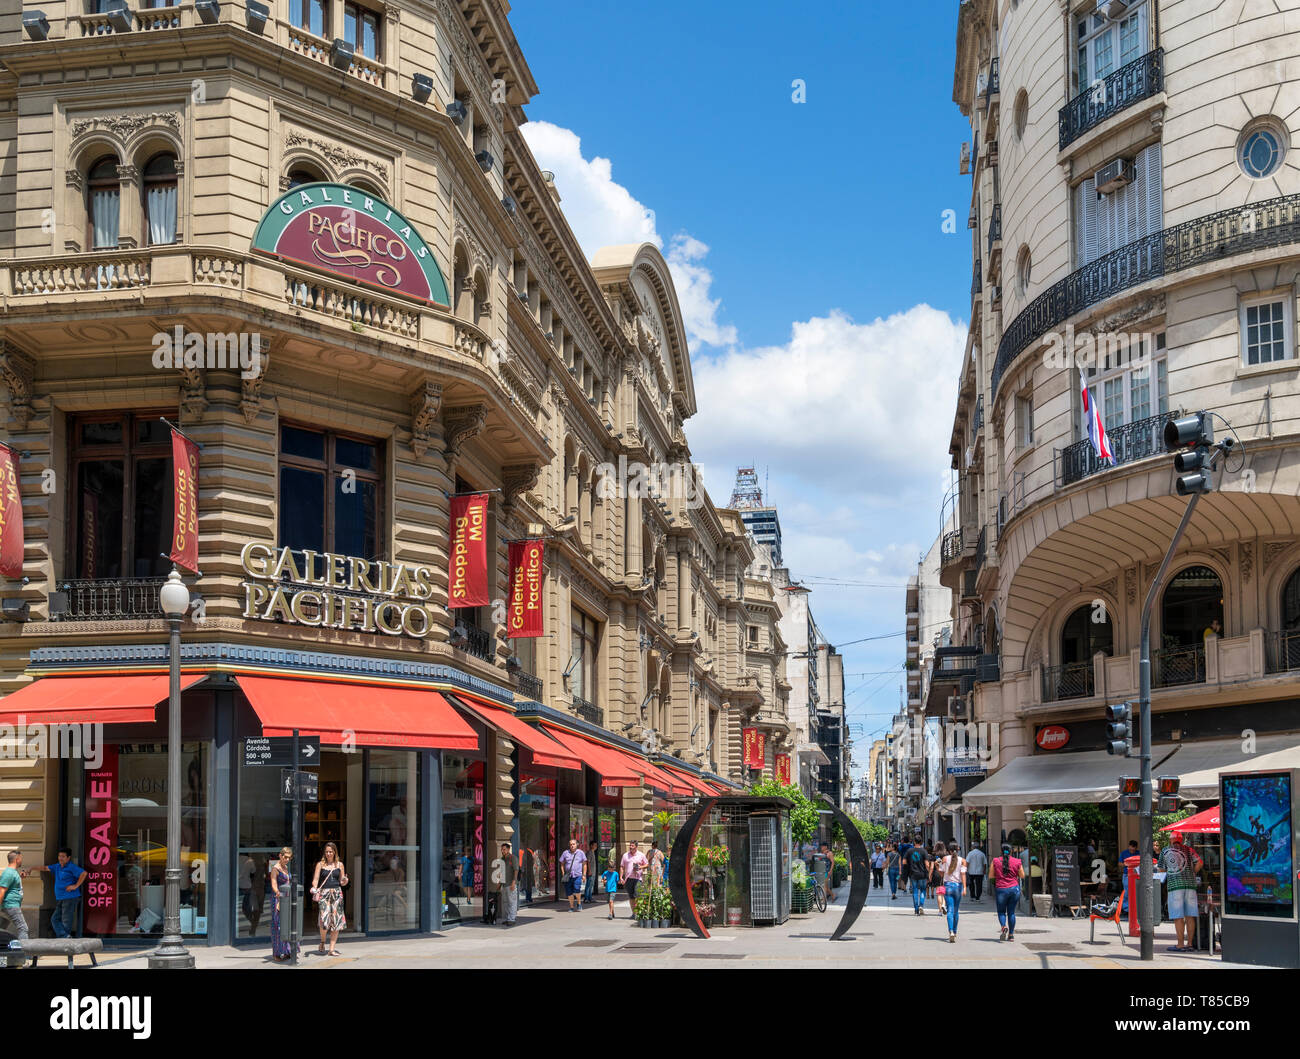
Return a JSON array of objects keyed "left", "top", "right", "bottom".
[{"left": 148, "top": 567, "right": 195, "bottom": 969}]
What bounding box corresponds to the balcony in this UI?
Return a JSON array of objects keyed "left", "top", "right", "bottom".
[
  {"left": 1152, "top": 644, "right": 1206, "bottom": 688},
  {"left": 1056, "top": 409, "right": 1182, "bottom": 488},
  {"left": 940, "top": 528, "right": 964, "bottom": 566},
  {"left": 1041, "top": 661, "right": 1095, "bottom": 702},
  {"left": 1266, "top": 630, "right": 1300, "bottom": 674},
  {"left": 572, "top": 694, "right": 604, "bottom": 727},
  {"left": 974, "top": 525, "right": 987, "bottom": 575},
  {"left": 1059, "top": 49, "right": 1163, "bottom": 151},
  {"left": 972, "top": 259, "right": 982, "bottom": 298},
  {"left": 987, "top": 203, "right": 1002, "bottom": 261},
  {"left": 50, "top": 578, "right": 164, "bottom": 622},
  {"left": 451, "top": 622, "right": 493, "bottom": 663},
  {"left": 984, "top": 56, "right": 1000, "bottom": 110},
  {"left": 994, "top": 189, "right": 1300, "bottom": 399},
  {"left": 516, "top": 672, "right": 544, "bottom": 702}
]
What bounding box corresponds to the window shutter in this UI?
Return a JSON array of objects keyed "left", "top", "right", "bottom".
[
  {"left": 1076, "top": 175, "right": 1101, "bottom": 266},
  {"left": 1141, "top": 141, "right": 1163, "bottom": 236}
]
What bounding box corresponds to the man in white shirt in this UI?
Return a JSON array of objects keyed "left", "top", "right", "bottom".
[{"left": 966, "top": 844, "right": 988, "bottom": 902}]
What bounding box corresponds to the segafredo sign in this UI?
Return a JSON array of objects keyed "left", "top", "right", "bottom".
[{"left": 252, "top": 182, "right": 450, "bottom": 307}]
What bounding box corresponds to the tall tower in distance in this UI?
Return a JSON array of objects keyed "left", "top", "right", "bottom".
[{"left": 729, "top": 466, "right": 783, "bottom": 566}]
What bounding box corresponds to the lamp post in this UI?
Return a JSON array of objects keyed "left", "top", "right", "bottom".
[{"left": 148, "top": 566, "right": 195, "bottom": 969}]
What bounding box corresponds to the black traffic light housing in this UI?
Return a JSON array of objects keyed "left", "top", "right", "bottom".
[
  {"left": 1105, "top": 701, "right": 1133, "bottom": 757},
  {"left": 1118, "top": 776, "right": 1141, "bottom": 815},
  {"left": 1157, "top": 775, "right": 1181, "bottom": 814},
  {"left": 1164, "top": 412, "right": 1216, "bottom": 495}
]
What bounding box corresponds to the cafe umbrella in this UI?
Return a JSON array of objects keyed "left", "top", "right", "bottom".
[{"left": 1159, "top": 807, "right": 1219, "bottom": 834}]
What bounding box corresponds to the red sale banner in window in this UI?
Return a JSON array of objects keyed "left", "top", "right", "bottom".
[
  {"left": 775, "top": 753, "right": 791, "bottom": 786},
  {"left": 743, "top": 727, "right": 761, "bottom": 769},
  {"left": 449, "top": 493, "right": 490, "bottom": 607},
  {"left": 507, "top": 539, "right": 545, "bottom": 637},
  {"left": 0, "top": 444, "right": 23, "bottom": 579},
  {"left": 83, "top": 745, "right": 119, "bottom": 937},
  {"left": 169, "top": 427, "right": 200, "bottom": 573}
]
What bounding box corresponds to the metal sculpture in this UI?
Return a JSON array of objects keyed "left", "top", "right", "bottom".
[
  {"left": 668, "top": 798, "right": 716, "bottom": 939},
  {"left": 818, "top": 798, "right": 870, "bottom": 941}
]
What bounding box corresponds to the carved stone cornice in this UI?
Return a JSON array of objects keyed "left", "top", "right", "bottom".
[
  {"left": 409, "top": 379, "right": 443, "bottom": 459},
  {"left": 442, "top": 403, "right": 486, "bottom": 459},
  {"left": 1240, "top": 541, "right": 1254, "bottom": 582},
  {"left": 71, "top": 111, "right": 181, "bottom": 142},
  {"left": 284, "top": 131, "right": 386, "bottom": 178},
  {"left": 116, "top": 164, "right": 140, "bottom": 186},
  {"left": 0, "top": 341, "right": 37, "bottom": 429},
  {"left": 179, "top": 365, "right": 208, "bottom": 418},
  {"left": 241, "top": 340, "right": 271, "bottom": 423},
  {"left": 501, "top": 463, "right": 541, "bottom": 511},
  {"left": 1263, "top": 541, "right": 1290, "bottom": 574},
  {"left": 65, "top": 170, "right": 84, "bottom": 192}
]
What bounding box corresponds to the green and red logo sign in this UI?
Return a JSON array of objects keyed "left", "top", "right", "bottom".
[{"left": 252, "top": 182, "right": 449, "bottom": 308}]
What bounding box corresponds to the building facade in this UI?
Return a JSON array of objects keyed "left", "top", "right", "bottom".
[
  {"left": 0, "top": 0, "right": 781, "bottom": 944},
  {"left": 949, "top": 0, "right": 1300, "bottom": 860}
]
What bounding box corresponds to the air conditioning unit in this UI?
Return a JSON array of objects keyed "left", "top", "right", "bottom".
[
  {"left": 947, "top": 695, "right": 969, "bottom": 720},
  {"left": 987, "top": 139, "right": 999, "bottom": 167},
  {"left": 968, "top": 207, "right": 977, "bottom": 230},
  {"left": 1098, "top": 0, "right": 1129, "bottom": 19},
  {"left": 1096, "top": 156, "right": 1135, "bottom": 195},
  {"left": 960, "top": 142, "right": 971, "bottom": 175},
  {"left": 990, "top": 284, "right": 1002, "bottom": 306}
]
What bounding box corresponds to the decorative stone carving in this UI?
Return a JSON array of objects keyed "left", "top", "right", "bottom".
[
  {"left": 1097, "top": 293, "right": 1166, "bottom": 334},
  {"left": 1240, "top": 541, "right": 1254, "bottom": 582},
  {"left": 502, "top": 463, "right": 541, "bottom": 511},
  {"left": 64, "top": 170, "right": 84, "bottom": 192},
  {"left": 442, "top": 404, "right": 486, "bottom": 459},
  {"left": 1097, "top": 577, "right": 1117, "bottom": 602},
  {"left": 115, "top": 164, "right": 140, "bottom": 186},
  {"left": 71, "top": 112, "right": 181, "bottom": 141},
  {"left": 1211, "top": 547, "right": 1231, "bottom": 570},
  {"left": 284, "top": 131, "right": 386, "bottom": 178},
  {"left": 1264, "top": 541, "right": 1290, "bottom": 573},
  {"left": 179, "top": 365, "right": 208, "bottom": 418},
  {"left": 1125, "top": 567, "right": 1137, "bottom": 605},
  {"left": 409, "top": 380, "right": 443, "bottom": 459},
  {"left": 241, "top": 344, "right": 271, "bottom": 423},
  {"left": 0, "top": 342, "right": 36, "bottom": 429},
  {"left": 455, "top": 220, "right": 493, "bottom": 275}
]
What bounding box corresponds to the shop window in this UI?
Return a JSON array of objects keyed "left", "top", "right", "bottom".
[
  {"left": 344, "top": 1, "right": 381, "bottom": 60},
  {"left": 517, "top": 771, "right": 556, "bottom": 902},
  {"left": 368, "top": 750, "right": 419, "bottom": 931},
  {"left": 87, "top": 155, "right": 120, "bottom": 251},
  {"left": 69, "top": 412, "right": 174, "bottom": 580},
  {"left": 569, "top": 608, "right": 600, "bottom": 703},
  {"left": 290, "top": 0, "right": 327, "bottom": 37},
  {"left": 143, "top": 152, "right": 178, "bottom": 245},
  {"left": 442, "top": 753, "right": 486, "bottom": 922},
  {"left": 277, "top": 423, "right": 382, "bottom": 561}
]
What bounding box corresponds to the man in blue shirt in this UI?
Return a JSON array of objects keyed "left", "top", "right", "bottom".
[{"left": 41, "top": 847, "right": 87, "bottom": 938}]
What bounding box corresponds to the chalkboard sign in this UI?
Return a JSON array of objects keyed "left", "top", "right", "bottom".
[{"left": 1053, "top": 845, "right": 1081, "bottom": 907}]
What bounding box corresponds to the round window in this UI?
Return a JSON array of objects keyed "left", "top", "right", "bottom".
[
  {"left": 1017, "top": 246, "right": 1032, "bottom": 296},
  {"left": 1014, "top": 90, "right": 1029, "bottom": 141},
  {"left": 1238, "top": 121, "right": 1289, "bottom": 179}
]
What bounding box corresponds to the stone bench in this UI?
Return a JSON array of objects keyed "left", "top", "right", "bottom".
[{"left": 7, "top": 938, "right": 104, "bottom": 969}]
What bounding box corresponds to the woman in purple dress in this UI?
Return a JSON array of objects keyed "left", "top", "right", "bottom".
[{"left": 269, "top": 847, "right": 294, "bottom": 961}]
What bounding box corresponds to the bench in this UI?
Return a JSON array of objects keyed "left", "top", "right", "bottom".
[{"left": 9, "top": 938, "right": 104, "bottom": 969}]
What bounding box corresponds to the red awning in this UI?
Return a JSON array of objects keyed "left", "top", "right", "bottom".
[
  {"left": 0, "top": 673, "right": 208, "bottom": 725},
  {"left": 630, "top": 757, "right": 695, "bottom": 796},
  {"left": 447, "top": 695, "right": 581, "bottom": 770},
  {"left": 660, "top": 763, "right": 717, "bottom": 797},
  {"left": 541, "top": 726, "right": 643, "bottom": 786},
  {"left": 236, "top": 675, "right": 478, "bottom": 750}
]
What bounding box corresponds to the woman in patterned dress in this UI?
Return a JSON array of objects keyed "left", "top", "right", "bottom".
[
  {"left": 269, "top": 847, "right": 294, "bottom": 961},
  {"left": 311, "top": 841, "right": 349, "bottom": 956}
]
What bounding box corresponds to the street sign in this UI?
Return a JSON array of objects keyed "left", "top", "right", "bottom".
[
  {"left": 244, "top": 736, "right": 320, "bottom": 768},
  {"left": 280, "top": 768, "right": 319, "bottom": 802}
]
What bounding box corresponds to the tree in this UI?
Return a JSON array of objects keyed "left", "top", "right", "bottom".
[
  {"left": 1024, "top": 809, "right": 1077, "bottom": 895},
  {"left": 750, "top": 780, "right": 819, "bottom": 845}
]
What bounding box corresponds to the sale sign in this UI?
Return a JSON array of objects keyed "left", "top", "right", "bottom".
[
  {"left": 83, "top": 744, "right": 119, "bottom": 936},
  {"left": 743, "top": 727, "right": 761, "bottom": 769},
  {"left": 775, "top": 753, "right": 791, "bottom": 786},
  {"left": 449, "top": 493, "right": 490, "bottom": 607},
  {"left": 169, "top": 428, "right": 200, "bottom": 573},
  {"left": 0, "top": 444, "right": 23, "bottom": 578},
  {"left": 507, "top": 539, "right": 545, "bottom": 637}
]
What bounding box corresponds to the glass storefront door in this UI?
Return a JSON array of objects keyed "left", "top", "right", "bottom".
[
  {"left": 367, "top": 749, "right": 419, "bottom": 932},
  {"left": 518, "top": 771, "right": 555, "bottom": 903},
  {"left": 441, "top": 754, "right": 485, "bottom": 924}
]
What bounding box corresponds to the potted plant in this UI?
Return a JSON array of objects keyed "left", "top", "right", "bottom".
[
  {"left": 791, "top": 858, "right": 812, "bottom": 914},
  {"left": 652, "top": 810, "right": 675, "bottom": 847},
  {"left": 633, "top": 886, "right": 654, "bottom": 927}
]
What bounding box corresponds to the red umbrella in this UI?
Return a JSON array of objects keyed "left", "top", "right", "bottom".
[{"left": 1160, "top": 806, "right": 1219, "bottom": 834}]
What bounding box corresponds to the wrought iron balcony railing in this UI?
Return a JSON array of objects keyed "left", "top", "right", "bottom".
[
  {"left": 973, "top": 394, "right": 984, "bottom": 434},
  {"left": 572, "top": 694, "right": 604, "bottom": 727},
  {"left": 516, "top": 672, "right": 544, "bottom": 702},
  {"left": 1265, "top": 630, "right": 1300, "bottom": 674},
  {"left": 1041, "top": 661, "right": 1095, "bottom": 702},
  {"left": 1059, "top": 49, "right": 1163, "bottom": 151},
  {"left": 993, "top": 190, "right": 1300, "bottom": 399},
  {"left": 1152, "top": 644, "right": 1206, "bottom": 688},
  {"left": 941, "top": 528, "right": 964, "bottom": 564},
  {"left": 984, "top": 56, "right": 1000, "bottom": 106},
  {"left": 1056, "top": 408, "right": 1182, "bottom": 487},
  {"left": 452, "top": 622, "right": 493, "bottom": 662},
  {"left": 987, "top": 203, "right": 1002, "bottom": 257},
  {"left": 972, "top": 259, "right": 982, "bottom": 297},
  {"left": 51, "top": 578, "right": 165, "bottom": 621},
  {"left": 974, "top": 525, "right": 987, "bottom": 574}
]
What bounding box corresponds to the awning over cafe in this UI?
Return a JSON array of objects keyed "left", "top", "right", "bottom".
[
  {"left": 0, "top": 673, "right": 208, "bottom": 726},
  {"left": 1162, "top": 734, "right": 1300, "bottom": 800},
  {"left": 445, "top": 694, "right": 581, "bottom": 770},
  {"left": 236, "top": 674, "right": 478, "bottom": 749},
  {"left": 660, "top": 763, "right": 717, "bottom": 796},
  {"left": 540, "top": 725, "right": 643, "bottom": 786},
  {"left": 961, "top": 748, "right": 1174, "bottom": 807}
]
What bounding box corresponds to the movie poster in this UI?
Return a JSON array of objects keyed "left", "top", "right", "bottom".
[{"left": 1221, "top": 771, "right": 1294, "bottom": 919}]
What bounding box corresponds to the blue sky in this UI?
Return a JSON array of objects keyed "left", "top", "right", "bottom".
[{"left": 511, "top": 1, "right": 974, "bottom": 769}]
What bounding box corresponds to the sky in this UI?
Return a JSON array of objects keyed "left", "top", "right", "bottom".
[{"left": 508, "top": 0, "right": 974, "bottom": 777}]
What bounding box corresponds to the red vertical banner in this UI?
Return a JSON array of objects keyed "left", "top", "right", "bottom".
[
  {"left": 449, "top": 493, "right": 490, "bottom": 607},
  {"left": 169, "top": 428, "right": 200, "bottom": 573},
  {"left": 743, "top": 727, "right": 761, "bottom": 769},
  {"left": 757, "top": 732, "right": 767, "bottom": 769},
  {"left": 776, "top": 753, "right": 791, "bottom": 787},
  {"left": 83, "top": 744, "right": 119, "bottom": 936},
  {"left": 507, "top": 539, "right": 545, "bottom": 637},
  {"left": 0, "top": 444, "right": 23, "bottom": 579}
]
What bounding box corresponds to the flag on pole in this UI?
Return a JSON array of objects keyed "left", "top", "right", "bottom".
[
  {"left": 169, "top": 427, "right": 200, "bottom": 573},
  {"left": 0, "top": 444, "right": 23, "bottom": 578},
  {"left": 1081, "top": 380, "right": 1115, "bottom": 465}
]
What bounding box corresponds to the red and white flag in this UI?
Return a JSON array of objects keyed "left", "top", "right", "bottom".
[{"left": 1081, "top": 380, "right": 1114, "bottom": 465}]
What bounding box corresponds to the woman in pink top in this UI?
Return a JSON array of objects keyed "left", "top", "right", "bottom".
[{"left": 989, "top": 844, "right": 1025, "bottom": 941}]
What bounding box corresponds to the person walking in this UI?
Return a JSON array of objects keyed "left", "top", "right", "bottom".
[
  {"left": 310, "top": 841, "right": 349, "bottom": 956},
  {"left": 966, "top": 844, "right": 987, "bottom": 902},
  {"left": 1159, "top": 831, "right": 1204, "bottom": 952},
  {"left": 871, "top": 844, "right": 886, "bottom": 889},
  {"left": 990, "top": 843, "right": 1025, "bottom": 942},
  {"left": 648, "top": 840, "right": 666, "bottom": 885},
  {"left": 932, "top": 843, "right": 949, "bottom": 915},
  {"left": 618, "top": 840, "right": 648, "bottom": 918},
  {"left": 269, "top": 847, "right": 294, "bottom": 961},
  {"left": 494, "top": 842, "right": 518, "bottom": 926},
  {"left": 559, "top": 838, "right": 587, "bottom": 912},
  {"left": 818, "top": 842, "right": 836, "bottom": 902},
  {"left": 583, "top": 841, "right": 599, "bottom": 905},
  {"left": 0, "top": 850, "right": 29, "bottom": 941},
  {"left": 601, "top": 861, "right": 620, "bottom": 920},
  {"left": 40, "top": 847, "right": 87, "bottom": 939},
  {"left": 940, "top": 844, "right": 967, "bottom": 942},
  {"left": 886, "top": 842, "right": 901, "bottom": 900},
  {"left": 906, "top": 842, "right": 931, "bottom": 916}
]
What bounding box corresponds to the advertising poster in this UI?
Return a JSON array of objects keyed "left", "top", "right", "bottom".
[
  {"left": 1222, "top": 771, "right": 1294, "bottom": 919},
  {"left": 83, "top": 745, "right": 120, "bottom": 936},
  {"left": 448, "top": 493, "right": 489, "bottom": 607}
]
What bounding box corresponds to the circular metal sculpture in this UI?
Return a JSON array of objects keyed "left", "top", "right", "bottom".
[
  {"left": 818, "top": 798, "right": 871, "bottom": 941},
  {"left": 668, "top": 798, "right": 716, "bottom": 939}
]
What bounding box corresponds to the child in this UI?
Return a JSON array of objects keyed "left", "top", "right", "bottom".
[{"left": 601, "top": 862, "right": 620, "bottom": 920}]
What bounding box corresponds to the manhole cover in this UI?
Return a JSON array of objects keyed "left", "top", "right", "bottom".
[
  {"left": 682, "top": 953, "right": 746, "bottom": 960},
  {"left": 566, "top": 940, "right": 617, "bottom": 948},
  {"left": 615, "top": 943, "right": 674, "bottom": 953},
  {"left": 1024, "top": 943, "right": 1076, "bottom": 951}
]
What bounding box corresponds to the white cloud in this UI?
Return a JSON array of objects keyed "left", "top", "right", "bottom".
[{"left": 521, "top": 120, "right": 737, "bottom": 351}]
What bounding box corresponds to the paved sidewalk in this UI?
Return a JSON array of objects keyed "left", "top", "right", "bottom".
[{"left": 85, "top": 879, "right": 1252, "bottom": 969}]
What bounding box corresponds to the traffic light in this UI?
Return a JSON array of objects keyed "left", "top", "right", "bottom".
[
  {"left": 1157, "top": 775, "right": 1181, "bottom": 814},
  {"left": 1164, "top": 412, "right": 1215, "bottom": 495},
  {"left": 1118, "top": 776, "right": 1141, "bottom": 815},
  {"left": 1105, "top": 701, "right": 1133, "bottom": 756}
]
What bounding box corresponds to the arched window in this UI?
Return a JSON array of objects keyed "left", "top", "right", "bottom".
[
  {"left": 1162, "top": 566, "right": 1223, "bottom": 646},
  {"left": 287, "top": 166, "right": 324, "bottom": 189},
  {"left": 1278, "top": 566, "right": 1300, "bottom": 670},
  {"left": 87, "top": 155, "right": 120, "bottom": 250},
  {"left": 143, "top": 152, "right": 178, "bottom": 245},
  {"left": 1051, "top": 603, "right": 1112, "bottom": 699}
]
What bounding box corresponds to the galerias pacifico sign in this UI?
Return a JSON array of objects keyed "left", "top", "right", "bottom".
[{"left": 252, "top": 182, "right": 450, "bottom": 307}]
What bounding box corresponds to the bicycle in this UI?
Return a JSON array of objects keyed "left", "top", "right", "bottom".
[{"left": 807, "top": 870, "right": 828, "bottom": 913}]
